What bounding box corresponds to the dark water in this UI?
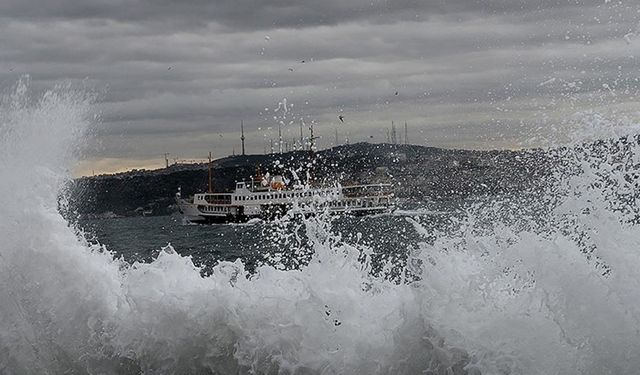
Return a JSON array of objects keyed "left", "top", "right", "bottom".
[{"left": 78, "top": 204, "right": 456, "bottom": 277}]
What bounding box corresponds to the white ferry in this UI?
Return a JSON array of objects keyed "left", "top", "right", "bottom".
[{"left": 175, "top": 172, "right": 394, "bottom": 224}]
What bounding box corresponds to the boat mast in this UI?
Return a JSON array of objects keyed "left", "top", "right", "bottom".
[
  {"left": 308, "top": 121, "right": 319, "bottom": 184},
  {"left": 241, "top": 120, "right": 246, "bottom": 156},
  {"left": 208, "top": 151, "right": 213, "bottom": 193}
]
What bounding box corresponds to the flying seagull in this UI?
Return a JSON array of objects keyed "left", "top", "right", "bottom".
[{"left": 338, "top": 115, "right": 344, "bottom": 123}]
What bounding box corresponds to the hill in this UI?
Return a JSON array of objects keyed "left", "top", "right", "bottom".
[{"left": 66, "top": 142, "right": 552, "bottom": 218}]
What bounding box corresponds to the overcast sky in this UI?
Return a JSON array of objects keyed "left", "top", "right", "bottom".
[{"left": 2, "top": 0, "right": 640, "bottom": 175}]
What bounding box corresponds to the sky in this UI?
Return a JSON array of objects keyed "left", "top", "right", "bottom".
[{"left": 1, "top": 0, "right": 640, "bottom": 175}]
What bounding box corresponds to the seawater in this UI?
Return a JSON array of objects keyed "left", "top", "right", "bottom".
[
  {"left": 78, "top": 211, "right": 452, "bottom": 277},
  {"left": 2, "top": 79, "right": 640, "bottom": 374}
]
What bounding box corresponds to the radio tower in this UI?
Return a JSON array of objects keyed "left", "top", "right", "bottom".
[
  {"left": 309, "top": 121, "right": 318, "bottom": 152},
  {"left": 404, "top": 122, "right": 408, "bottom": 145},
  {"left": 300, "top": 120, "right": 304, "bottom": 150},
  {"left": 240, "top": 120, "right": 246, "bottom": 156},
  {"left": 391, "top": 121, "right": 397, "bottom": 144},
  {"left": 278, "top": 122, "right": 283, "bottom": 154}
]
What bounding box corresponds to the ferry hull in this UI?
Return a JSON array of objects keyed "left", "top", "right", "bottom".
[{"left": 178, "top": 200, "right": 393, "bottom": 224}]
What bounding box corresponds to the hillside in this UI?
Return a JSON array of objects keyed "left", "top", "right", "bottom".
[{"left": 66, "top": 142, "right": 553, "bottom": 218}]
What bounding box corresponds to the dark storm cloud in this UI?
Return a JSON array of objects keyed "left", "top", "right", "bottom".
[
  {"left": 1, "top": 0, "right": 640, "bottom": 174},
  {"left": 0, "top": 0, "right": 619, "bottom": 29}
]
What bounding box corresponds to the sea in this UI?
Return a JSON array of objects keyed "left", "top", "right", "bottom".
[
  {"left": 77, "top": 204, "right": 457, "bottom": 274},
  {"left": 3, "top": 80, "right": 640, "bottom": 375}
]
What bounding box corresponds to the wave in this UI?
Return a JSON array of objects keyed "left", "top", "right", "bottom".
[{"left": 1, "top": 78, "right": 640, "bottom": 374}]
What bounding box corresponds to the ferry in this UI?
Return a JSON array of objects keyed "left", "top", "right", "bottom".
[{"left": 175, "top": 168, "right": 394, "bottom": 224}]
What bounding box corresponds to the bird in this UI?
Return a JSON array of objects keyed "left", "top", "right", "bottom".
[
  {"left": 338, "top": 115, "right": 344, "bottom": 123},
  {"left": 167, "top": 66, "right": 172, "bottom": 70},
  {"left": 395, "top": 91, "right": 398, "bottom": 95},
  {"left": 288, "top": 67, "right": 294, "bottom": 72}
]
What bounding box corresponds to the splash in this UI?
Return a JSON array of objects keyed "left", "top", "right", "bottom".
[
  {"left": 405, "top": 134, "right": 640, "bottom": 374},
  {"left": 2, "top": 79, "right": 640, "bottom": 374},
  {"left": 0, "top": 81, "right": 465, "bottom": 374}
]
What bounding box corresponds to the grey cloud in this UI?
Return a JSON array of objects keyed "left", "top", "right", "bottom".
[
  {"left": 1, "top": 0, "right": 640, "bottom": 173},
  {"left": 0, "top": 0, "right": 619, "bottom": 30}
]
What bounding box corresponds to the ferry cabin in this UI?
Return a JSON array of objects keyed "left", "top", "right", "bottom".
[{"left": 188, "top": 182, "right": 393, "bottom": 223}]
